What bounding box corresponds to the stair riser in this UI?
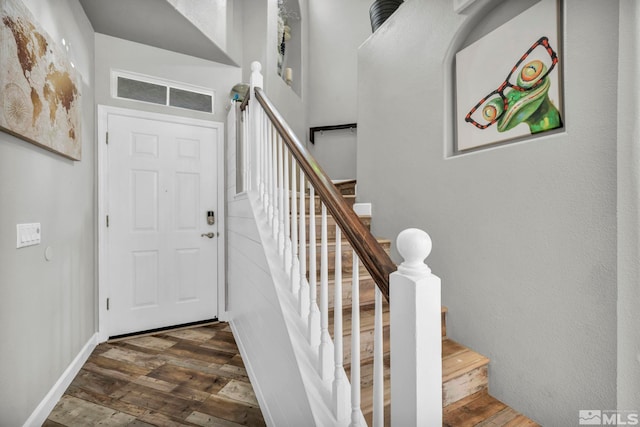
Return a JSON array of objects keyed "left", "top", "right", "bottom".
[
  {"left": 306, "top": 241, "right": 391, "bottom": 276},
  {"left": 332, "top": 324, "right": 391, "bottom": 366},
  {"left": 292, "top": 195, "right": 356, "bottom": 215},
  {"left": 330, "top": 308, "right": 447, "bottom": 348},
  {"left": 334, "top": 180, "right": 356, "bottom": 195},
  {"left": 443, "top": 365, "right": 488, "bottom": 407},
  {"left": 323, "top": 277, "right": 377, "bottom": 310},
  {"left": 302, "top": 216, "right": 371, "bottom": 241}
]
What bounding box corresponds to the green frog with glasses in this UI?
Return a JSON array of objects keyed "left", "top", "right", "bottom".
[{"left": 465, "top": 36, "right": 563, "bottom": 135}]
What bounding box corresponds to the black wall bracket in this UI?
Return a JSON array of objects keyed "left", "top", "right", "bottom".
[{"left": 309, "top": 123, "right": 357, "bottom": 144}]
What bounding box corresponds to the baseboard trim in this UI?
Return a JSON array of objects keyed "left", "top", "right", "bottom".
[{"left": 23, "top": 333, "right": 98, "bottom": 427}]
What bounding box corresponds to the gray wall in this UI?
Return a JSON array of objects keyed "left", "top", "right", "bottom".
[
  {"left": 357, "top": 0, "right": 618, "bottom": 424},
  {"left": 0, "top": 0, "right": 95, "bottom": 424},
  {"left": 617, "top": 0, "right": 640, "bottom": 411},
  {"left": 94, "top": 34, "right": 241, "bottom": 124},
  {"left": 306, "top": 0, "right": 373, "bottom": 180}
]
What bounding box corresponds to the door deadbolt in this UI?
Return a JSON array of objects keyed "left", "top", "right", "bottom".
[
  {"left": 207, "top": 211, "right": 215, "bottom": 225},
  {"left": 201, "top": 232, "right": 215, "bottom": 238}
]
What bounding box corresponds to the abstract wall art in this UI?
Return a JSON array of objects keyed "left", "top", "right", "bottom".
[
  {"left": 1, "top": 0, "right": 82, "bottom": 160},
  {"left": 455, "top": 0, "right": 562, "bottom": 152}
]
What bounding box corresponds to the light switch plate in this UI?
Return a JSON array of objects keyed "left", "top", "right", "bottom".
[{"left": 17, "top": 223, "right": 41, "bottom": 248}]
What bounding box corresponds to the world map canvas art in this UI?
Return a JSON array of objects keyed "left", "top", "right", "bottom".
[{"left": 1, "top": 0, "right": 81, "bottom": 160}]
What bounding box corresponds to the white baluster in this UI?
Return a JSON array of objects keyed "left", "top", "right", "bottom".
[
  {"left": 308, "top": 186, "right": 320, "bottom": 346},
  {"left": 249, "top": 62, "right": 263, "bottom": 190},
  {"left": 278, "top": 135, "right": 285, "bottom": 255},
  {"left": 261, "top": 109, "right": 267, "bottom": 207},
  {"left": 242, "top": 109, "right": 249, "bottom": 191},
  {"left": 283, "top": 147, "right": 291, "bottom": 272},
  {"left": 319, "top": 203, "right": 332, "bottom": 381},
  {"left": 265, "top": 122, "right": 273, "bottom": 226},
  {"left": 298, "top": 172, "right": 310, "bottom": 319},
  {"left": 271, "top": 131, "right": 279, "bottom": 236},
  {"left": 390, "top": 229, "right": 442, "bottom": 427},
  {"left": 332, "top": 227, "right": 349, "bottom": 420},
  {"left": 257, "top": 108, "right": 263, "bottom": 202},
  {"left": 290, "top": 161, "right": 299, "bottom": 294},
  {"left": 373, "top": 287, "right": 384, "bottom": 427},
  {"left": 350, "top": 252, "right": 361, "bottom": 427}
]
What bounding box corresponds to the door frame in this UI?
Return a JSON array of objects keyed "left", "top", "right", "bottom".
[{"left": 97, "top": 105, "right": 226, "bottom": 342}]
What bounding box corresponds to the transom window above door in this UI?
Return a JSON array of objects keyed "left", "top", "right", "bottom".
[{"left": 111, "top": 70, "right": 214, "bottom": 114}]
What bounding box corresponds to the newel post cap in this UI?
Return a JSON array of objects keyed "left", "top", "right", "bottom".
[
  {"left": 250, "top": 61, "right": 263, "bottom": 89},
  {"left": 397, "top": 228, "right": 432, "bottom": 279}
]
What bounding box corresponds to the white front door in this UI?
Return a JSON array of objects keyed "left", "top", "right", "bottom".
[{"left": 104, "top": 110, "right": 221, "bottom": 337}]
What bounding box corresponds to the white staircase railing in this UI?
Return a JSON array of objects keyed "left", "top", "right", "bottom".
[{"left": 236, "top": 61, "right": 442, "bottom": 426}]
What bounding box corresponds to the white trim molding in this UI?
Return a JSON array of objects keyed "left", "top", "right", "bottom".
[{"left": 23, "top": 333, "right": 98, "bottom": 427}]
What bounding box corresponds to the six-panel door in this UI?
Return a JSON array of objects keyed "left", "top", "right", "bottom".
[{"left": 106, "top": 113, "right": 218, "bottom": 336}]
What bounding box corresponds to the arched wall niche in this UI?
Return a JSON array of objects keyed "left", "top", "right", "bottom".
[
  {"left": 277, "top": 0, "right": 302, "bottom": 96},
  {"left": 444, "top": 0, "right": 559, "bottom": 157}
]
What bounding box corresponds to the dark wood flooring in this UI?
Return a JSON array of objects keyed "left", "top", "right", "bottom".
[{"left": 44, "top": 322, "right": 266, "bottom": 427}]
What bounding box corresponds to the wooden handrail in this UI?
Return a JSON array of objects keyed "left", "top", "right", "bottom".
[
  {"left": 239, "top": 90, "right": 250, "bottom": 112},
  {"left": 254, "top": 87, "right": 396, "bottom": 300}
]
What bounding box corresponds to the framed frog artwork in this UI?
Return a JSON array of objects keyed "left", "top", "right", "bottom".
[{"left": 455, "top": 0, "right": 563, "bottom": 152}]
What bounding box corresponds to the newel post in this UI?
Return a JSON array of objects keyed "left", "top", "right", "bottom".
[
  {"left": 390, "top": 228, "right": 442, "bottom": 426},
  {"left": 249, "top": 61, "right": 263, "bottom": 192}
]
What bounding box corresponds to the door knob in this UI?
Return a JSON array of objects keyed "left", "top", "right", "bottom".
[{"left": 201, "top": 232, "right": 215, "bottom": 238}]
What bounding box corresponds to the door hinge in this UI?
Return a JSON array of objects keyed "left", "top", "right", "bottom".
[
  {"left": 106, "top": 132, "right": 109, "bottom": 145},
  {"left": 106, "top": 215, "right": 109, "bottom": 227},
  {"left": 106, "top": 298, "right": 110, "bottom": 310}
]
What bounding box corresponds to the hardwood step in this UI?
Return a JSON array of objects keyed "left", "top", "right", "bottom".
[
  {"left": 444, "top": 390, "right": 541, "bottom": 426},
  {"left": 334, "top": 179, "right": 356, "bottom": 196},
  {"left": 327, "top": 303, "right": 448, "bottom": 366},
  {"left": 306, "top": 238, "right": 392, "bottom": 276},
  {"left": 347, "top": 339, "right": 498, "bottom": 426},
  {"left": 300, "top": 214, "right": 371, "bottom": 240},
  {"left": 322, "top": 275, "right": 446, "bottom": 336},
  {"left": 304, "top": 179, "right": 356, "bottom": 197},
  {"left": 293, "top": 194, "right": 356, "bottom": 215},
  {"left": 324, "top": 275, "right": 377, "bottom": 310},
  {"left": 442, "top": 338, "right": 490, "bottom": 407}
]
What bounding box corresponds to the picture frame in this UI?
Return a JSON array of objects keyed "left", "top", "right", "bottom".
[
  {"left": 455, "top": 0, "right": 563, "bottom": 152},
  {"left": 0, "top": 0, "right": 82, "bottom": 160}
]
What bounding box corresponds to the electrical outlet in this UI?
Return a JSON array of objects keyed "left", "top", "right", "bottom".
[{"left": 16, "top": 223, "right": 41, "bottom": 248}]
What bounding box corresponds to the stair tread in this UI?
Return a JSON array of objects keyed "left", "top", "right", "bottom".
[
  {"left": 348, "top": 338, "right": 488, "bottom": 381},
  {"left": 442, "top": 339, "right": 490, "bottom": 383},
  {"left": 330, "top": 303, "right": 448, "bottom": 331},
  {"left": 302, "top": 193, "right": 356, "bottom": 200},
  {"left": 443, "top": 391, "right": 541, "bottom": 426},
  {"left": 348, "top": 343, "right": 533, "bottom": 427},
  {"left": 307, "top": 237, "right": 390, "bottom": 246},
  {"left": 302, "top": 213, "right": 371, "bottom": 219}
]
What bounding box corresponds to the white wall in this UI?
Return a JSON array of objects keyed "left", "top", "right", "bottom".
[
  {"left": 617, "top": 0, "right": 640, "bottom": 410},
  {"left": 94, "top": 34, "right": 242, "bottom": 125},
  {"left": 0, "top": 1, "right": 95, "bottom": 424},
  {"left": 306, "top": 0, "right": 373, "bottom": 180},
  {"left": 357, "top": 0, "right": 618, "bottom": 424}
]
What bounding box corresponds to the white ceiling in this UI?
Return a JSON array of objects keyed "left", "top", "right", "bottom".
[{"left": 79, "top": 0, "right": 238, "bottom": 66}]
